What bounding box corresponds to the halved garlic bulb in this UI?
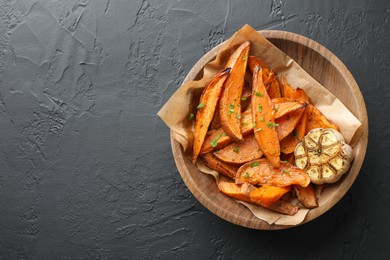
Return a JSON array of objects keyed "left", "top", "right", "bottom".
[{"left": 294, "top": 128, "right": 353, "bottom": 184}]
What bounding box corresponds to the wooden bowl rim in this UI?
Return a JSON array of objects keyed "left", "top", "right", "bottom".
[{"left": 170, "top": 30, "right": 368, "bottom": 230}]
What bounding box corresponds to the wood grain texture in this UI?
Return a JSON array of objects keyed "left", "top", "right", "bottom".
[{"left": 171, "top": 30, "right": 368, "bottom": 230}]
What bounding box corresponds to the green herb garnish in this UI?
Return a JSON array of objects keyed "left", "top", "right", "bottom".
[
  {"left": 254, "top": 127, "right": 262, "bottom": 133},
  {"left": 250, "top": 162, "right": 259, "bottom": 168},
  {"left": 243, "top": 172, "right": 249, "bottom": 178},
  {"left": 254, "top": 90, "right": 264, "bottom": 97},
  {"left": 197, "top": 103, "right": 205, "bottom": 109},
  {"left": 210, "top": 133, "right": 223, "bottom": 148},
  {"left": 241, "top": 97, "right": 247, "bottom": 101},
  {"left": 258, "top": 105, "right": 263, "bottom": 112},
  {"left": 233, "top": 146, "right": 239, "bottom": 153},
  {"left": 188, "top": 113, "right": 194, "bottom": 120}
]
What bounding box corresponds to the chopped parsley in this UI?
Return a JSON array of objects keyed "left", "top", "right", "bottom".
[
  {"left": 197, "top": 103, "right": 205, "bottom": 109},
  {"left": 254, "top": 127, "right": 262, "bottom": 133},
  {"left": 227, "top": 109, "right": 234, "bottom": 116},
  {"left": 233, "top": 146, "right": 239, "bottom": 153},
  {"left": 241, "top": 97, "right": 247, "bottom": 101},
  {"left": 243, "top": 172, "right": 249, "bottom": 178},
  {"left": 258, "top": 105, "right": 263, "bottom": 112},
  {"left": 266, "top": 122, "right": 279, "bottom": 128},
  {"left": 235, "top": 113, "right": 241, "bottom": 119},
  {"left": 275, "top": 107, "right": 279, "bottom": 112},
  {"left": 188, "top": 113, "right": 194, "bottom": 120},
  {"left": 229, "top": 103, "right": 235, "bottom": 109},
  {"left": 242, "top": 122, "right": 249, "bottom": 126},
  {"left": 210, "top": 133, "right": 223, "bottom": 148},
  {"left": 254, "top": 90, "right": 264, "bottom": 97},
  {"left": 283, "top": 169, "right": 291, "bottom": 177},
  {"left": 259, "top": 117, "right": 265, "bottom": 122},
  {"left": 242, "top": 54, "right": 247, "bottom": 61},
  {"left": 250, "top": 162, "right": 259, "bottom": 168}
]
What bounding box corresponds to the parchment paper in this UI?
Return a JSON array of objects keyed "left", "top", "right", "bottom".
[{"left": 158, "top": 24, "right": 361, "bottom": 226}]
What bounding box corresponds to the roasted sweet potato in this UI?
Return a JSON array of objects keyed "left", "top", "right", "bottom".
[
  {"left": 276, "top": 107, "right": 305, "bottom": 140},
  {"left": 251, "top": 66, "right": 280, "bottom": 168},
  {"left": 280, "top": 108, "right": 307, "bottom": 154},
  {"left": 272, "top": 98, "right": 307, "bottom": 119},
  {"left": 218, "top": 180, "right": 255, "bottom": 203},
  {"left": 305, "top": 104, "right": 338, "bottom": 133},
  {"left": 248, "top": 56, "right": 269, "bottom": 72},
  {"left": 268, "top": 200, "right": 298, "bottom": 216},
  {"left": 218, "top": 181, "right": 297, "bottom": 215},
  {"left": 200, "top": 109, "right": 253, "bottom": 154},
  {"left": 249, "top": 185, "right": 291, "bottom": 208},
  {"left": 280, "top": 76, "right": 309, "bottom": 102},
  {"left": 266, "top": 70, "right": 282, "bottom": 99},
  {"left": 192, "top": 69, "right": 231, "bottom": 163},
  {"left": 294, "top": 183, "right": 318, "bottom": 208},
  {"left": 219, "top": 41, "right": 251, "bottom": 141},
  {"left": 201, "top": 153, "right": 238, "bottom": 180},
  {"left": 213, "top": 134, "right": 263, "bottom": 164},
  {"left": 236, "top": 158, "right": 310, "bottom": 187}
]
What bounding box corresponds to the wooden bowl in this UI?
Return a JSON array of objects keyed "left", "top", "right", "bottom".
[{"left": 171, "top": 30, "right": 368, "bottom": 230}]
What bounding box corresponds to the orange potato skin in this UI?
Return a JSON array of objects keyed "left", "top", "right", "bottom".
[
  {"left": 252, "top": 67, "right": 280, "bottom": 168},
  {"left": 280, "top": 108, "right": 307, "bottom": 154},
  {"left": 192, "top": 69, "right": 230, "bottom": 163},
  {"left": 219, "top": 41, "right": 251, "bottom": 142},
  {"left": 201, "top": 153, "right": 238, "bottom": 180},
  {"left": 276, "top": 107, "right": 305, "bottom": 140},
  {"left": 280, "top": 76, "right": 309, "bottom": 102},
  {"left": 213, "top": 134, "right": 263, "bottom": 164},
  {"left": 294, "top": 183, "right": 318, "bottom": 209},
  {"left": 249, "top": 185, "right": 291, "bottom": 208},
  {"left": 200, "top": 100, "right": 305, "bottom": 155},
  {"left": 218, "top": 180, "right": 255, "bottom": 203},
  {"left": 200, "top": 109, "right": 253, "bottom": 154},
  {"left": 305, "top": 104, "right": 338, "bottom": 133},
  {"left": 236, "top": 158, "right": 310, "bottom": 187},
  {"left": 268, "top": 200, "right": 298, "bottom": 216}
]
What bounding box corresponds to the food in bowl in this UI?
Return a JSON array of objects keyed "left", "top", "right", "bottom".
[{"left": 190, "top": 41, "right": 354, "bottom": 215}]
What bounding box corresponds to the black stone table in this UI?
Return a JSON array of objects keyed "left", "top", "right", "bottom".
[{"left": 0, "top": 0, "right": 389, "bottom": 259}]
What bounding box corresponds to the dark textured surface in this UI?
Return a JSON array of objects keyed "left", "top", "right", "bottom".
[{"left": 0, "top": 0, "right": 388, "bottom": 259}]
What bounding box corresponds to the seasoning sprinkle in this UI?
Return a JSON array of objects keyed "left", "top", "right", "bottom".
[
  {"left": 254, "top": 90, "right": 264, "bottom": 97},
  {"left": 197, "top": 103, "right": 205, "bottom": 109},
  {"left": 250, "top": 162, "right": 259, "bottom": 168},
  {"left": 210, "top": 133, "right": 223, "bottom": 148}
]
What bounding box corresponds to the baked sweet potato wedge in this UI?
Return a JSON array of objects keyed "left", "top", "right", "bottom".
[
  {"left": 236, "top": 159, "right": 310, "bottom": 187},
  {"left": 248, "top": 56, "right": 269, "bottom": 72},
  {"left": 294, "top": 183, "right": 318, "bottom": 208},
  {"left": 219, "top": 41, "right": 251, "bottom": 142},
  {"left": 200, "top": 108, "right": 253, "bottom": 154},
  {"left": 249, "top": 185, "right": 291, "bottom": 208},
  {"left": 192, "top": 69, "right": 231, "bottom": 163},
  {"left": 280, "top": 76, "right": 309, "bottom": 102},
  {"left": 276, "top": 106, "right": 305, "bottom": 141},
  {"left": 280, "top": 108, "right": 307, "bottom": 154},
  {"left": 251, "top": 66, "right": 280, "bottom": 168},
  {"left": 213, "top": 134, "right": 263, "bottom": 164},
  {"left": 305, "top": 104, "right": 338, "bottom": 133},
  {"left": 218, "top": 180, "right": 255, "bottom": 203},
  {"left": 201, "top": 153, "right": 238, "bottom": 180},
  {"left": 272, "top": 98, "right": 307, "bottom": 119},
  {"left": 268, "top": 200, "right": 299, "bottom": 216},
  {"left": 266, "top": 70, "right": 282, "bottom": 99}
]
